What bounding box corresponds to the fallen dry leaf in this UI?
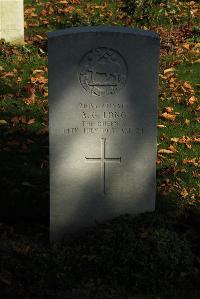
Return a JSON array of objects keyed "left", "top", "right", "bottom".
[
  {"left": 196, "top": 118, "right": 200, "bottom": 123},
  {"left": 36, "top": 126, "right": 48, "bottom": 135},
  {"left": 159, "top": 112, "right": 177, "bottom": 121},
  {"left": 4, "top": 72, "right": 14, "bottom": 78},
  {"left": 183, "top": 81, "right": 193, "bottom": 90},
  {"left": 183, "top": 158, "right": 199, "bottom": 167},
  {"left": 192, "top": 171, "right": 200, "bottom": 178},
  {"left": 171, "top": 137, "right": 179, "bottom": 143},
  {"left": 185, "top": 119, "right": 190, "bottom": 125},
  {"left": 31, "top": 73, "right": 48, "bottom": 84},
  {"left": 180, "top": 188, "right": 189, "bottom": 198},
  {"left": 33, "top": 69, "right": 44, "bottom": 75},
  {"left": 168, "top": 144, "right": 177, "bottom": 152},
  {"left": 182, "top": 43, "right": 190, "bottom": 50},
  {"left": 27, "top": 118, "right": 35, "bottom": 125},
  {"left": 188, "top": 96, "right": 197, "bottom": 105},
  {"left": 15, "top": 245, "right": 31, "bottom": 255},
  {"left": 158, "top": 149, "right": 175, "bottom": 154},
  {"left": 164, "top": 67, "right": 175, "bottom": 74},
  {"left": 163, "top": 106, "right": 174, "bottom": 113}
]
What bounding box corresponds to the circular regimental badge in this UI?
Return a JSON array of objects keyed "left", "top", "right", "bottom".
[{"left": 78, "top": 47, "right": 127, "bottom": 97}]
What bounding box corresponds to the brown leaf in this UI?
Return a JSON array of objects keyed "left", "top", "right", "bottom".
[
  {"left": 168, "top": 144, "right": 177, "bottom": 153},
  {"left": 182, "top": 43, "right": 190, "bottom": 50},
  {"left": 41, "top": 19, "right": 49, "bottom": 25},
  {"left": 158, "top": 149, "right": 175, "bottom": 154},
  {"left": 183, "top": 158, "right": 199, "bottom": 167},
  {"left": 192, "top": 171, "right": 200, "bottom": 178},
  {"left": 180, "top": 188, "right": 188, "bottom": 198},
  {"left": 28, "top": 22, "right": 39, "bottom": 27},
  {"left": 24, "top": 94, "right": 36, "bottom": 105},
  {"left": 59, "top": 0, "right": 69, "bottom": 3},
  {"left": 4, "top": 72, "right": 14, "bottom": 78},
  {"left": 196, "top": 117, "right": 200, "bottom": 123},
  {"left": 36, "top": 127, "right": 48, "bottom": 135},
  {"left": 25, "top": 8, "right": 36, "bottom": 16},
  {"left": 11, "top": 116, "right": 20, "bottom": 123},
  {"left": 31, "top": 73, "right": 48, "bottom": 84},
  {"left": 159, "top": 112, "right": 177, "bottom": 121},
  {"left": 171, "top": 137, "right": 179, "bottom": 143},
  {"left": 194, "top": 138, "right": 200, "bottom": 143},
  {"left": 27, "top": 118, "right": 35, "bottom": 125},
  {"left": 188, "top": 96, "right": 197, "bottom": 105},
  {"left": 183, "top": 81, "right": 192, "bottom": 90},
  {"left": 186, "top": 143, "right": 192, "bottom": 149},
  {"left": 21, "top": 116, "right": 27, "bottom": 124},
  {"left": 58, "top": 6, "right": 75, "bottom": 14},
  {"left": 163, "top": 106, "right": 174, "bottom": 113},
  {"left": 11, "top": 116, "right": 27, "bottom": 124},
  {"left": 164, "top": 67, "right": 175, "bottom": 74},
  {"left": 15, "top": 245, "right": 31, "bottom": 255}
]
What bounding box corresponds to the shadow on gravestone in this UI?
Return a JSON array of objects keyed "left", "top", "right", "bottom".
[{"left": 48, "top": 26, "right": 160, "bottom": 241}]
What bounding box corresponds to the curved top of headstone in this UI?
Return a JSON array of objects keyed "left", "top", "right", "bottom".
[{"left": 48, "top": 25, "right": 159, "bottom": 40}]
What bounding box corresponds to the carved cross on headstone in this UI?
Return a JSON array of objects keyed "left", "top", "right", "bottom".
[{"left": 85, "top": 138, "right": 121, "bottom": 194}]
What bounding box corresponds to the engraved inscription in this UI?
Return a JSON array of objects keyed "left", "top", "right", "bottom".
[
  {"left": 85, "top": 138, "right": 121, "bottom": 194},
  {"left": 53, "top": 102, "right": 144, "bottom": 136},
  {"left": 79, "top": 47, "right": 127, "bottom": 96}
]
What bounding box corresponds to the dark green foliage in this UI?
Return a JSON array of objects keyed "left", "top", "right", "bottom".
[{"left": 121, "top": 0, "right": 193, "bottom": 26}]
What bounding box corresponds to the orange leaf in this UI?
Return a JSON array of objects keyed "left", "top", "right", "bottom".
[
  {"left": 159, "top": 112, "right": 176, "bottom": 121},
  {"left": 163, "top": 107, "right": 174, "bottom": 113},
  {"left": 183, "top": 81, "right": 192, "bottom": 90},
  {"left": 180, "top": 188, "right": 188, "bottom": 198},
  {"left": 188, "top": 96, "right": 197, "bottom": 105},
  {"left": 183, "top": 43, "right": 190, "bottom": 50}
]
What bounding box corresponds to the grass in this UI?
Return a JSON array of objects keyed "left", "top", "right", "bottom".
[{"left": 0, "top": 0, "right": 200, "bottom": 298}]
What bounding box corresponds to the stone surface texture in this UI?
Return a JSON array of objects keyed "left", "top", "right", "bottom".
[
  {"left": 48, "top": 26, "right": 160, "bottom": 241},
  {"left": 0, "top": 0, "right": 24, "bottom": 44}
]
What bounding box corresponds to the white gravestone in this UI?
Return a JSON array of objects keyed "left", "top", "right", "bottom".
[
  {"left": 48, "top": 26, "right": 160, "bottom": 241},
  {"left": 0, "top": 0, "right": 24, "bottom": 44}
]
